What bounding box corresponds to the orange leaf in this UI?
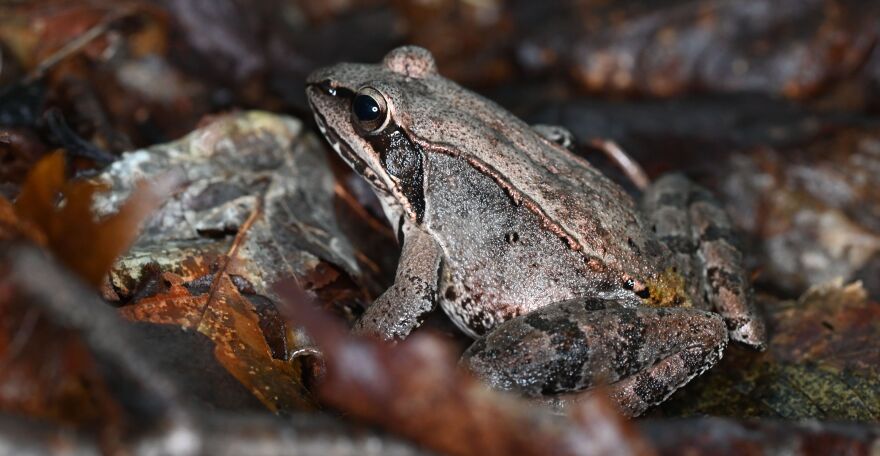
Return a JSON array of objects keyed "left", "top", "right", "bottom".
[
  {"left": 120, "top": 271, "right": 314, "bottom": 412},
  {"left": 14, "top": 151, "right": 173, "bottom": 287},
  {"left": 0, "top": 197, "right": 45, "bottom": 245}
]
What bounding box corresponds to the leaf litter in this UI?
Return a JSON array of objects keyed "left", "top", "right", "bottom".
[{"left": 1, "top": 1, "right": 880, "bottom": 454}]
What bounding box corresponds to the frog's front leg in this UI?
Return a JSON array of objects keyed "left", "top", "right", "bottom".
[
  {"left": 642, "top": 174, "right": 766, "bottom": 348},
  {"left": 353, "top": 224, "right": 442, "bottom": 340},
  {"left": 460, "top": 299, "right": 727, "bottom": 417}
]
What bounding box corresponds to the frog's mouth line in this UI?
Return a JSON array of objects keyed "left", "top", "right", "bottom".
[
  {"left": 313, "top": 109, "right": 368, "bottom": 177},
  {"left": 307, "top": 82, "right": 419, "bottom": 222},
  {"left": 307, "top": 85, "right": 390, "bottom": 195}
]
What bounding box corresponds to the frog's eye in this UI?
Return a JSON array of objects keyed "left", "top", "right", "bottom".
[{"left": 351, "top": 87, "right": 389, "bottom": 134}]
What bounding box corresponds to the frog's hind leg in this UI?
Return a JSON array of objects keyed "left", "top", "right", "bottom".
[
  {"left": 642, "top": 173, "right": 766, "bottom": 349},
  {"left": 461, "top": 300, "right": 727, "bottom": 417}
]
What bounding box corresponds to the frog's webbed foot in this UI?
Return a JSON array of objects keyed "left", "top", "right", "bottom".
[
  {"left": 353, "top": 226, "right": 441, "bottom": 340},
  {"left": 642, "top": 174, "right": 766, "bottom": 349},
  {"left": 460, "top": 299, "right": 727, "bottom": 417}
]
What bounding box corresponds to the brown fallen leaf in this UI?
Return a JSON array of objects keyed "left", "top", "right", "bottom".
[
  {"left": 275, "top": 280, "right": 654, "bottom": 456},
  {"left": 120, "top": 271, "right": 315, "bottom": 412},
  {"left": 93, "top": 112, "right": 382, "bottom": 413},
  {"left": 120, "top": 194, "right": 316, "bottom": 416},
  {"left": 10, "top": 151, "right": 174, "bottom": 288},
  {"left": 656, "top": 280, "right": 880, "bottom": 420}
]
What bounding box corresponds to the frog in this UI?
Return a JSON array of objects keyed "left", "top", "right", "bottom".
[{"left": 305, "top": 46, "right": 766, "bottom": 417}]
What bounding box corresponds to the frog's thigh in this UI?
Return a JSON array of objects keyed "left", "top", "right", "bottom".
[
  {"left": 642, "top": 174, "right": 766, "bottom": 349},
  {"left": 641, "top": 174, "right": 705, "bottom": 308},
  {"left": 460, "top": 300, "right": 727, "bottom": 417},
  {"left": 353, "top": 225, "right": 441, "bottom": 340}
]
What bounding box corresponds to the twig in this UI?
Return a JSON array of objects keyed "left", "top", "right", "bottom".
[
  {"left": 197, "top": 191, "right": 265, "bottom": 327},
  {"left": 25, "top": 8, "right": 133, "bottom": 82},
  {"left": 589, "top": 138, "right": 651, "bottom": 191}
]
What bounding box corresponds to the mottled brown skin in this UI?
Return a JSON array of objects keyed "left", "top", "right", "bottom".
[{"left": 306, "top": 46, "right": 766, "bottom": 416}]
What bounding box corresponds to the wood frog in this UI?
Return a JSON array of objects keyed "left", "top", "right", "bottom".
[{"left": 306, "top": 46, "right": 766, "bottom": 416}]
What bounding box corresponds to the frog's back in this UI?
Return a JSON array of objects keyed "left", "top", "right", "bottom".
[{"left": 402, "top": 76, "right": 669, "bottom": 287}]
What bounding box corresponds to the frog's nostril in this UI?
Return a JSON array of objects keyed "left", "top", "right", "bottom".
[
  {"left": 318, "top": 80, "right": 336, "bottom": 96},
  {"left": 314, "top": 80, "right": 354, "bottom": 99}
]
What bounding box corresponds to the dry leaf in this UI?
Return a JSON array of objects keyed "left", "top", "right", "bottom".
[
  {"left": 656, "top": 280, "right": 880, "bottom": 420},
  {"left": 12, "top": 151, "right": 173, "bottom": 287},
  {"left": 120, "top": 271, "right": 315, "bottom": 412}
]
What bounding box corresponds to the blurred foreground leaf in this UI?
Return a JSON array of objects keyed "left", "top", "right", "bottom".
[{"left": 275, "top": 280, "right": 654, "bottom": 456}]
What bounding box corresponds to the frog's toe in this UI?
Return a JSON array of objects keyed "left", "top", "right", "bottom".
[{"left": 643, "top": 173, "right": 767, "bottom": 351}]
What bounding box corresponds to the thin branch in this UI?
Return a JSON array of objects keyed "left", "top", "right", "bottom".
[
  {"left": 589, "top": 139, "right": 651, "bottom": 191},
  {"left": 25, "top": 8, "right": 134, "bottom": 82}
]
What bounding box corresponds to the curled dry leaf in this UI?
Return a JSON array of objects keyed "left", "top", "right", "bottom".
[
  {"left": 99, "top": 111, "right": 384, "bottom": 413},
  {"left": 275, "top": 280, "right": 654, "bottom": 456}
]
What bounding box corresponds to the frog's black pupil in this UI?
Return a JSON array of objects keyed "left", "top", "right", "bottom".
[{"left": 353, "top": 95, "right": 381, "bottom": 121}]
